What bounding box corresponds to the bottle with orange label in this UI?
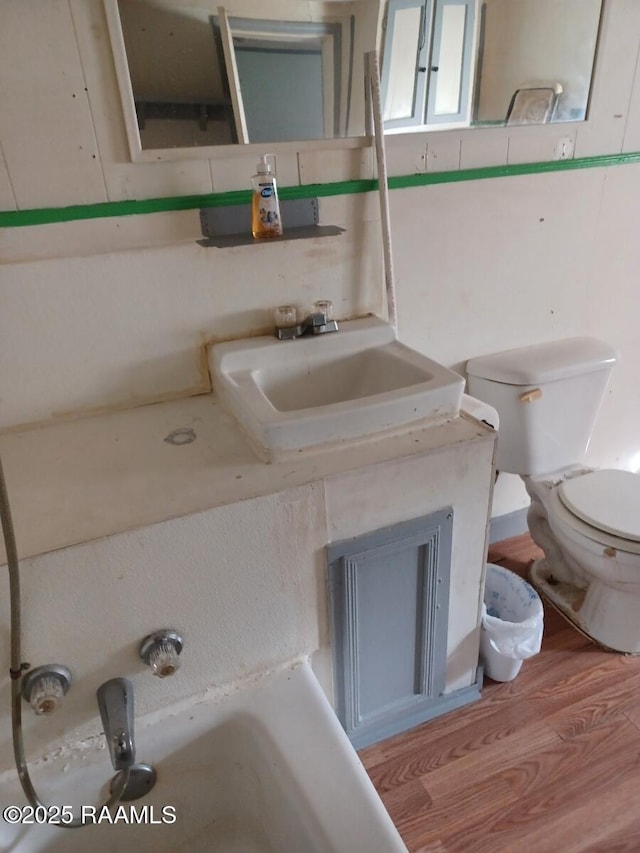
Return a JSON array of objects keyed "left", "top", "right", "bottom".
[{"left": 251, "top": 155, "right": 283, "bottom": 239}]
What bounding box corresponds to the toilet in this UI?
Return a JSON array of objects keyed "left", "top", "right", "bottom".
[{"left": 467, "top": 337, "right": 640, "bottom": 654}]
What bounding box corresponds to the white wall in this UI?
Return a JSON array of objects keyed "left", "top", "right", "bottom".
[
  {"left": 2, "top": 0, "right": 640, "bottom": 504},
  {"left": 0, "top": 483, "right": 328, "bottom": 771},
  {"left": 389, "top": 163, "right": 640, "bottom": 515}
]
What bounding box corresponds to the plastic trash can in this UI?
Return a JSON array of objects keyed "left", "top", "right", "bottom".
[{"left": 480, "top": 563, "right": 544, "bottom": 682}]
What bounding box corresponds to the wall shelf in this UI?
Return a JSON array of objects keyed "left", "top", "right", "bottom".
[
  {"left": 198, "top": 197, "right": 344, "bottom": 247},
  {"left": 197, "top": 225, "right": 344, "bottom": 248}
]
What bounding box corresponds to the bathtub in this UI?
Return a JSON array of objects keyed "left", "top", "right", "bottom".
[{"left": 0, "top": 660, "right": 407, "bottom": 852}]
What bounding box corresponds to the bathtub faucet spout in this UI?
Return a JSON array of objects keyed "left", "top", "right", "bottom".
[{"left": 96, "top": 677, "right": 136, "bottom": 771}]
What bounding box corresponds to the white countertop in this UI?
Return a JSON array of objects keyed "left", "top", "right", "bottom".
[{"left": 0, "top": 393, "right": 493, "bottom": 563}]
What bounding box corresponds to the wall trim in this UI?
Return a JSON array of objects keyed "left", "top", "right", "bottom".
[
  {"left": 2, "top": 149, "right": 640, "bottom": 229},
  {"left": 489, "top": 508, "right": 529, "bottom": 544}
]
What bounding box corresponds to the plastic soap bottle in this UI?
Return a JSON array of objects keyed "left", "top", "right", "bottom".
[{"left": 251, "top": 155, "right": 283, "bottom": 239}]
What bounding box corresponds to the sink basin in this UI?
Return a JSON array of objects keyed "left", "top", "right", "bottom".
[{"left": 209, "top": 316, "right": 464, "bottom": 460}]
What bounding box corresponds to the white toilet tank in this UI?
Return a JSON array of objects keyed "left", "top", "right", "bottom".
[{"left": 466, "top": 337, "right": 617, "bottom": 476}]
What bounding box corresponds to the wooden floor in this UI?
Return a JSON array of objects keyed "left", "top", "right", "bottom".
[{"left": 359, "top": 534, "right": 640, "bottom": 852}]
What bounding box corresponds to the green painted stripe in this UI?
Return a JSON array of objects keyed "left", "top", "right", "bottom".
[
  {"left": 389, "top": 150, "right": 640, "bottom": 188},
  {"left": 2, "top": 150, "right": 640, "bottom": 229},
  {"left": 0, "top": 180, "right": 377, "bottom": 227}
]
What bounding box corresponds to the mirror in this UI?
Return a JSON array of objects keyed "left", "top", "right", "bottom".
[
  {"left": 382, "top": 0, "right": 603, "bottom": 132},
  {"left": 105, "top": 0, "right": 380, "bottom": 156},
  {"left": 105, "top": 0, "right": 603, "bottom": 161}
]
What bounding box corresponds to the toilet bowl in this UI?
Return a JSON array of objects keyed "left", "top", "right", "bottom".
[
  {"left": 466, "top": 336, "right": 640, "bottom": 654},
  {"left": 525, "top": 468, "right": 640, "bottom": 653}
]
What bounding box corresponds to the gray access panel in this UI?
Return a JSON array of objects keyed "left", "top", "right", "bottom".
[{"left": 327, "top": 508, "right": 455, "bottom": 748}]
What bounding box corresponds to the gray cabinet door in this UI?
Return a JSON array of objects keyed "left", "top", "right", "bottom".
[{"left": 328, "top": 509, "right": 454, "bottom": 748}]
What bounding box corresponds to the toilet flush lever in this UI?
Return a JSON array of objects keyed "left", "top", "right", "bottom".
[{"left": 519, "top": 388, "right": 542, "bottom": 403}]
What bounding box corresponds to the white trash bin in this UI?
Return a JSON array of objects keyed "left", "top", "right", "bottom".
[{"left": 480, "top": 563, "right": 544, "bottom": 682}]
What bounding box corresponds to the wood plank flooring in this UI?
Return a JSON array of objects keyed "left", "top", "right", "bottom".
[{"left": 359, "top": 534, "right": 640, "bottom": 852}]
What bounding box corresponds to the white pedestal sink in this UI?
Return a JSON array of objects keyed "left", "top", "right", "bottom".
[{"left": 209, "top": 316, "right": 464, "bottom": 461}]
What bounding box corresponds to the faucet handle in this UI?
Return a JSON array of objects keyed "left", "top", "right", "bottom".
[
  {"left": 274, "top": 305, "right": 304, "bottom": 340},
  {"left": 313, "top": 300, "right": 333, "bottom": 321},
  {"left": 274, "top": 304, "right": 298, "bottom": 328},
  {"left": 22, "top": 665, "right": 72, "bottom": 715},
  {"left": 309, "top": 300, "right": 338, "bottom": 333},
  {"left": 140, "top": 629, "right": 184, "bottom": 678}
]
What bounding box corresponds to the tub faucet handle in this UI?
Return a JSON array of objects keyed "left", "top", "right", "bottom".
[{"left": 140, "top": 629, "right": 184, "bottom": 678}]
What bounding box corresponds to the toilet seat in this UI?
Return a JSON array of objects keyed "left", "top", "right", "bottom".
[
  {"left": 558, "top": 469, "right": 640, "bottom": 541},
  {"left": 549, "top": 470, "right": 640, "bottom": 556}
]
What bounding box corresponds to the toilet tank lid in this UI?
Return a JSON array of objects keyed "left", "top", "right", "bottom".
[{"left": 466, "top": 337, "right": 617, "bottom": 385}]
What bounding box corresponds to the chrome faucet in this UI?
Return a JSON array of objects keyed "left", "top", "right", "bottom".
[
  {"left": 96, "top": 677, "right": 136, "bottom": 771},
  {"left": 275, "top": 307, "right": 339, "bottom": 340}
]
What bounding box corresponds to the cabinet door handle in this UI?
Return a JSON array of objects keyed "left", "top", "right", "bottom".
[{"left": 431, "top": 65, "right": 439, "bottom": 72}]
